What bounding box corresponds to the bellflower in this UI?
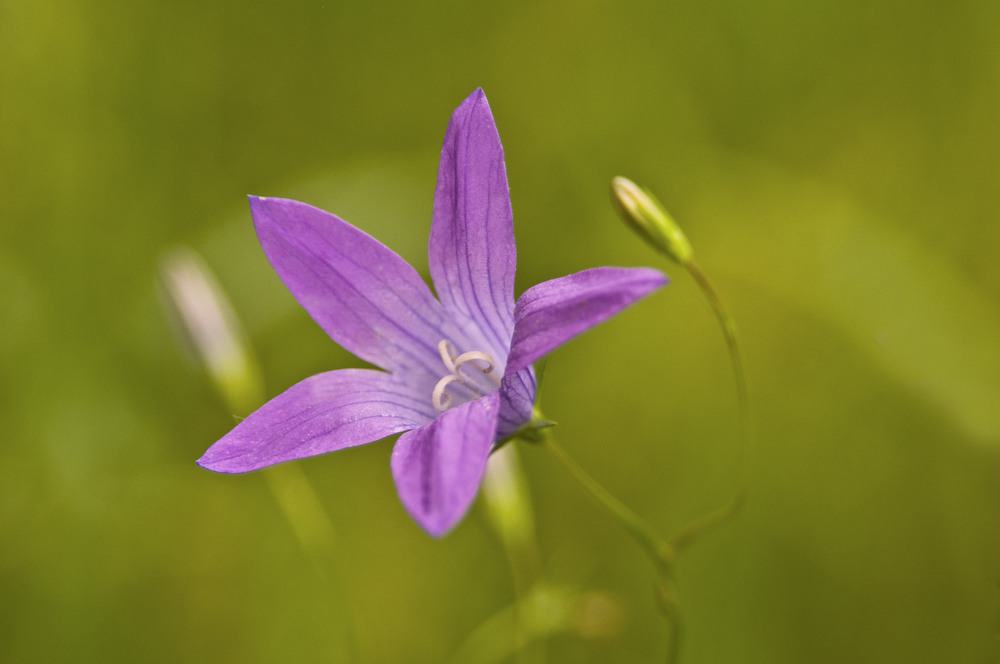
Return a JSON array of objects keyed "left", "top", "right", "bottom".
[{"left": 198, "top": 89, "right": 668, "bottom": 536}]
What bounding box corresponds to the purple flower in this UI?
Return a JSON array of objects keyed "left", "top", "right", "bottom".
[{"left": 198, "top": 89, "right": 667, "bottom": 536}]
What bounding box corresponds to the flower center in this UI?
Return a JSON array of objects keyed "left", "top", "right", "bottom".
[{"left": 432, "top": 339, "right": 501, "bottom": 411}]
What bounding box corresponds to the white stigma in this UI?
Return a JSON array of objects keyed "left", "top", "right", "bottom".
[{"left": 432, "top": 339, "right": 500, "bottom": 411}]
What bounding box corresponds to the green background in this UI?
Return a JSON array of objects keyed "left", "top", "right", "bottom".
[{"left": 2, "top": 0, "right": 998, "bottom": 662}]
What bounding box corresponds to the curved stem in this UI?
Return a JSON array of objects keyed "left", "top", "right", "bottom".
[
  {"left": 539, "top": 433, "right": 674, "bottom": 571},
  {"left": 523, "top": 253, "right": 750, "bottom": 663},
  {"left": 684, "top": 261, "right": 750, "bottom": 459},
  {"left": 667, "top": 260, "right": 752, "bottom": 552},
  {"left": 536, "top": 432, "right": 681, "bottom": 663},
  {"left": 656, "top": 582, "right": 684, "bottom": 664}
]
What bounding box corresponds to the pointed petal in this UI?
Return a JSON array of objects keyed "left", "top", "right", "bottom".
[
  {"left": 250, "top": 196, "right": 449, "bottom": 380},
  {"left": 390, "top": 391, "right": 501, "bottom": 537},
  {"left": 428, "top": 89, "right": 516, "bottom": 363},
  {"left": 198, "top": 369, "right": 433, "bottom": 473},
  {"left": 505, "top": 267, "right": 668, "bottom": 375}
]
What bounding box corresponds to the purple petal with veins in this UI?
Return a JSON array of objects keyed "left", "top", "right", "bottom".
[
  {"left": 506, "top": 267, "right": 669, "bottom": 376},
  {"left": 391, "top": 391, "right": 501, "bottom": 537},
  {"left": 198, "top": 369, "right": 432, "bottom": 473},
  {"left": 429, "top": 89, "right": 516, "bottom": 371}
]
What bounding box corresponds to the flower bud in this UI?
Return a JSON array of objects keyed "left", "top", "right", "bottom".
[
  {"left": 610, "top": 176, "right": 693, "bottom": 265},
  {"left": 158, "top": 247, "right": 264, "bottom": 413}
]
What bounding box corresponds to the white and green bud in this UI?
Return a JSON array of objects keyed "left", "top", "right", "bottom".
[
  {"left": 158, "top": 247, "right": 264, "bottom": 413},
  {"left": 610, "top": 176, "right": 693, "bottom": 265}
]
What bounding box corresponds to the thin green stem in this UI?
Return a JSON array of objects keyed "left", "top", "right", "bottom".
[
  {"left": 608, "top": 181, "right": 755, "bottom": 661},
  {"left": 539, "top": 433, "right": 674, "bottom": 570},
  {"left": 656, "top": 583, "right": 684, "bottom": 664},
  {"left": 667, "top": 260, "right": 752, "bottom": 553},
  {"left": 536, "top": 432, "right": 681, "bottom": 663}
]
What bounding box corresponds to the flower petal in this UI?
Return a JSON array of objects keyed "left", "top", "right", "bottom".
[
  {"left": 497, "top": 367, "right": 537, "bottom": 438},
  {"left": 505, "top": 267, "right": 668, "bottom": 375},
  {"left": 428, "top": 89, "right": 516, "bottom": 365},
  {"left": 250, "top": 196, "right": 450, "bottom": 381},
  {"left": 198, "top": 369, "right": 433, "bottom": 473},
  {"left": 390, "top": 391, "right": 501, "bottom": 537}
]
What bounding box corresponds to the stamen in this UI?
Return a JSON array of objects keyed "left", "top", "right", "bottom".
[
  {"left": 432, "top": 339, "right": 500, "bottom": 411},
  {"left": 453, "top": 351, "right": 495, "bottom": 372},
  {"left": 453, "top": 351, "right": 500, "bottom": 386},
  {"left": 437, "top": 339, "right": 458, "bottom": 374},
  {"left": 432, "top": 374, "right": 459, "bottom": 411}
]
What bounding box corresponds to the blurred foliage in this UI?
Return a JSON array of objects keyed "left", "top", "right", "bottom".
[{"left": 1, "top": 0, "right": 998, "bottom": 662}]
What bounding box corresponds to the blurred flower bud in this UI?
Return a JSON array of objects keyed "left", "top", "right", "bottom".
[
  {"left": 158, "top": 247, "right": 263, "bottom": 413},
  {"left": 610, "top": 176, "right": 693, "bottom": 265}
]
